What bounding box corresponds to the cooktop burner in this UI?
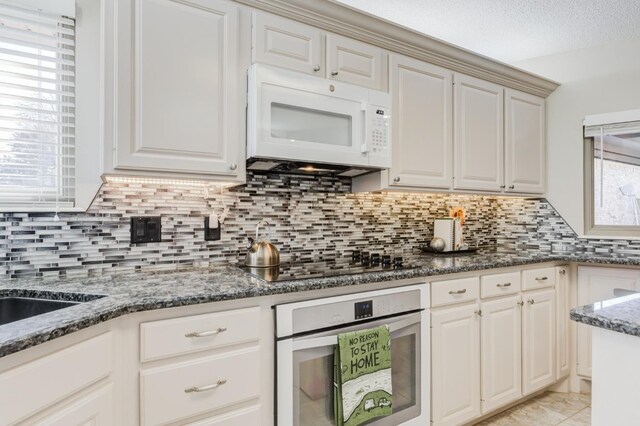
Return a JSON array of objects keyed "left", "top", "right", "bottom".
[{"left": 239, "top": 250, "right": 418, "bottom": 282}]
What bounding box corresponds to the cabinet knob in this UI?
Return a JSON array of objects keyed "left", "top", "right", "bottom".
[
  {"left": 229, "top": 163, "right": 238, "bottom": 171},
  {"left": 517, "top": 301, "right": 524, "bottom": 307},
  {"left": 559, "top": 269, "right": 566, "bottom": 275},
  {"left": 509, "top": 185, "right": 515, "bottom": 190},
  {"left": 527, "top": 299, "right": 535, "bottom": 305},
  {"left": 393, "top": 177, "right": 400, "bottom": 183},
  {"left": 331, "top": 71, "right": 339, "bottom": 76},
  {"left": 500, "top": 185, "right": 506, "bottom": 189},
  {"left": 475, "top": 310, "right": 482, "bottom": 317},
  {"left": 313, "top": 65, "right": 321, "bottom": 72}
]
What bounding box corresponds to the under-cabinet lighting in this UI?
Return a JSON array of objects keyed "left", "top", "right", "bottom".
[{"left": 102, "top": 175, "right": 238, "bottom": 188}]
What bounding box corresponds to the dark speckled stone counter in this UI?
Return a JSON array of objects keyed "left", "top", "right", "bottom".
[
  {"left": 571, "top": 293, "right": 640, "bottom": 337},
  {"left": 3, "top": 247, "right": 640, "bottom": 358}
]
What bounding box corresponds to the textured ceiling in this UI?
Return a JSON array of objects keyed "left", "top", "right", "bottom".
[{"left": 334, "top": 0, "right": 640, "bottom": 63}]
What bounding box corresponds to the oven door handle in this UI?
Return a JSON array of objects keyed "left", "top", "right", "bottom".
[{"left": 291, "top": 313, "right": 422, "bottom": 351}]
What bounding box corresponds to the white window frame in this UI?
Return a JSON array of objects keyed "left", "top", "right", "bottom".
[
  {"left": 583, "top": 109, "right": 640, "bottom": 238},
  {"left": 0, "top": 0, "right": 102, "bottom": 212}
]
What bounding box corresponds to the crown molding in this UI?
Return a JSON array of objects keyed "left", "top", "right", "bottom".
[{"left": 235, "top": 0, "right": 560, "bottom": 98}]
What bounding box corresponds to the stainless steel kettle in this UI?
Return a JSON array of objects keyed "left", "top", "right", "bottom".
[{"left": 245, "top": 220, "right": 280, "bottom": 267}]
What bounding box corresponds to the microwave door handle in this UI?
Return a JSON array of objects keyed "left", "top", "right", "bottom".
[
  {"left": 290, "top": 313, "right": 422, "bottom": 351},
  {"left": 361, "top": 102, "right": 369, "bottom": 154}
]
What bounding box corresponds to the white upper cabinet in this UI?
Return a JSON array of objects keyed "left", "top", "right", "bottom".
[
  {"left": 251, "top": 12, "right": 386, "bottom": 90},
  {"left": 110, "top": 0, "right": 244, "bottom": 180},
  {"left": 505, "top": 89, "right": 546, "bottom": 194},
  {"left": 252, "top": 12, "right": 324, "bottom": 76},
  {"left": 453, "top": 73, "right": 504, "bottom": 192},
  {"left": 326, "top": 34, "right": 386, "bottom": 90},
  {"left": 388, "top": 54, "right": 453, "bottom": 188}
]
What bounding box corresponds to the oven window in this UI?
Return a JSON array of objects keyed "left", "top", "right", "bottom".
[
  {"left": 293, "top": 331, "right": 418, "bottom": 425},
  {"left": 271, "top": 103, "right": 353, "bottom": 147}
]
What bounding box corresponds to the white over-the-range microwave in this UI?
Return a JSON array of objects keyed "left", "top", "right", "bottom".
[{"left": 246, "top": 64, "right": 391, "bottom": 176}]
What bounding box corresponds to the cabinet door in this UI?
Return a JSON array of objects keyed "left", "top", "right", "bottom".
[
  {"left": 114, "top": 0, "right": 243, "bottom": 177},
  {"left": 505, "top": 89, "right": 545, "bottom": 194},
  {"left": 556, "top": 266, "right": 570, "bottom": 380},
  {"left": 522, "top": 288, "right": 555, "bottom": 395},
  {"left": 326, "top": 34, "right": 386, "bottom": 90},
  {"left": 453, "top": 74, "right": 504, "bottom": 192},
  {"left": 252, "top": 12, "right": 323, "bottom": 75},
  {"left": 388, "top": 54, "right": 453, "bottom": 189},
  {"left": 577, "top": 267, "right": 640, "bottom": 378},
  {"left": 481, "top": 295, "right": 522, "bottom": 413},
  {"left": 35, "top": 385, "right": 113, "bottom": 426},
  {"left": 431, "top": 303, "right": 481, "bottom": 426}
]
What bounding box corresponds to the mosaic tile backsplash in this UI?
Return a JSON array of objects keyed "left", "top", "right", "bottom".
[{"left": 1, "top": 172, "right": 639, "bottom": 278}]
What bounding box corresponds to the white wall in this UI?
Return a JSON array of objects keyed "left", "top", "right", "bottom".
[{"left": 513, "top": 39, "right": 640, "bottom": 235}]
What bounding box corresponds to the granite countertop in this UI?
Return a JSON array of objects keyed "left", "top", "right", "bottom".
[
  {"left": 3, "top": 246, "right": 640, "bottom": 358},
  {"left": 571, "top": 293, "right": 640, "bottom": 337}
]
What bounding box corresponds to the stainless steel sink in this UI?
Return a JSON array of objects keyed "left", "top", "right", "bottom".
[{"left": 0, "top": 297, "right": 80, "bottom": 326}]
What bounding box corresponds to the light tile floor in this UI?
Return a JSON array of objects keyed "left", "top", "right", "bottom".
[{"left": 477, "top": 392, "right": 591, "bottom": 426}]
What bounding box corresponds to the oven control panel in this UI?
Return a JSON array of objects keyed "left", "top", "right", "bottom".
[
  {"left": 354, "top": 300, "right": 373, "bottom": 320},
  {"left": 282, "top": 284, "right": 427, "bottom": 337}
]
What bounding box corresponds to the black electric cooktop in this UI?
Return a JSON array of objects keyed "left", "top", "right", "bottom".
[{"left": 239, "top": 251, "right": 419, "bottom": 282}]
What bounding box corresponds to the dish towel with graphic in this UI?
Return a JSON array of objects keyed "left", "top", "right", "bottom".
[{"left": 333, "top": 325, "right": 392, "bottom": 426}]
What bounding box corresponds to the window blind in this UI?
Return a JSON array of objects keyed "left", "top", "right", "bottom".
[{"left": 0, "top": 1, "right": 75, "bottom": 208}]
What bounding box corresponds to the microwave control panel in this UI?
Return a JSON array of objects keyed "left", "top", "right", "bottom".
[{"left": 369, "top": 107, "right": 390, "bottom": 154}]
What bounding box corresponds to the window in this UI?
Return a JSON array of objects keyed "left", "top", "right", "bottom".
[
  {"left": 584, "top": 110, "right": 640, "bottom": 237},
  {"left": 0, "top": 1, "right": 75, "bottom": 209}
]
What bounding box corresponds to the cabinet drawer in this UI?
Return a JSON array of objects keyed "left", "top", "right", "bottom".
[
  {"left": 0, "top": 332, "right": 113, "bottom": 425},
  {"left": 522, "top": 267, "right": 556, "bottom": 291},
  {"left": 140, "top": 347, "right": 261, "bottom": 426},
  {"left": 431, "top": 277, "right": 480, "bottom": 307},
  {"left": 185, "top": 405, "right": 261, "bottom": 425},
  {"left": 481, "top": 272, "right": 521, "bottom": 298},
  {"left": 140, "top": 307, "right": 260, "bottom": 362}
]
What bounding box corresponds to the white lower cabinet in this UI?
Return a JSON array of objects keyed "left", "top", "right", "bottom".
[
  {"left": 431, "top": 302, "right": 481, "bottom": 426},
  {"left": 577, "top": 266, "right": 640, "bottom": 378},
  {"left": 34, "top": 385, "right": 114, "bottom": 426},
  {"left": 0, "top": 332, "right": 113, "bottom": 425},
  {"left": 555, "top": 266, "right": 570, "bottom": 379},
  {"left": 140, "top": 346, "right": 260, "bottom": 426},
  {"left": 480, "top": 295, "right": 522, "bottom": 413},
  {"left": 431, "top": 266, "right": 565, "bottom": 425},
  {"left": 522, "top": 288, "right": 556, "bottom": 395},
  {"left": 184, "top": 405, "right": 261, "bottom": 425}
]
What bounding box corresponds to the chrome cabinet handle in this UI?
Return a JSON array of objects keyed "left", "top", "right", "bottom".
[
  {"left": 496, "top": 282, "right": 512, "bottom": 288},
  {"left": 535, "top": 276, "right": 548, "bottom": 281},
  {"left": 449, "top": 289, "right": 467, "bottom": 295},
  {"left": 331, "top": 71, "right": 339, "bottom": 76},
  {"left": 185, "top": 379, "right": 227, "bottom": 394},
  {"left": 475, "top": 310, "right": 482, "bottom": 317},
  {"left": 393, "top": 177, "right": 400, "bottom": 183},
  {"left": 313, "top": 65, "right": 320, "bottom": 72},
  {"left": 185, "top": 327, "right": 227, "bottom": 338},
  {"left": 517, "top": 300, "right": 524, "bottom": 306},
  {"left": 527, "top": 299, "right": 535, "bottom": 305},
  {"left": 229, "top": 163, "right": 238, "bottom": 171}
]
